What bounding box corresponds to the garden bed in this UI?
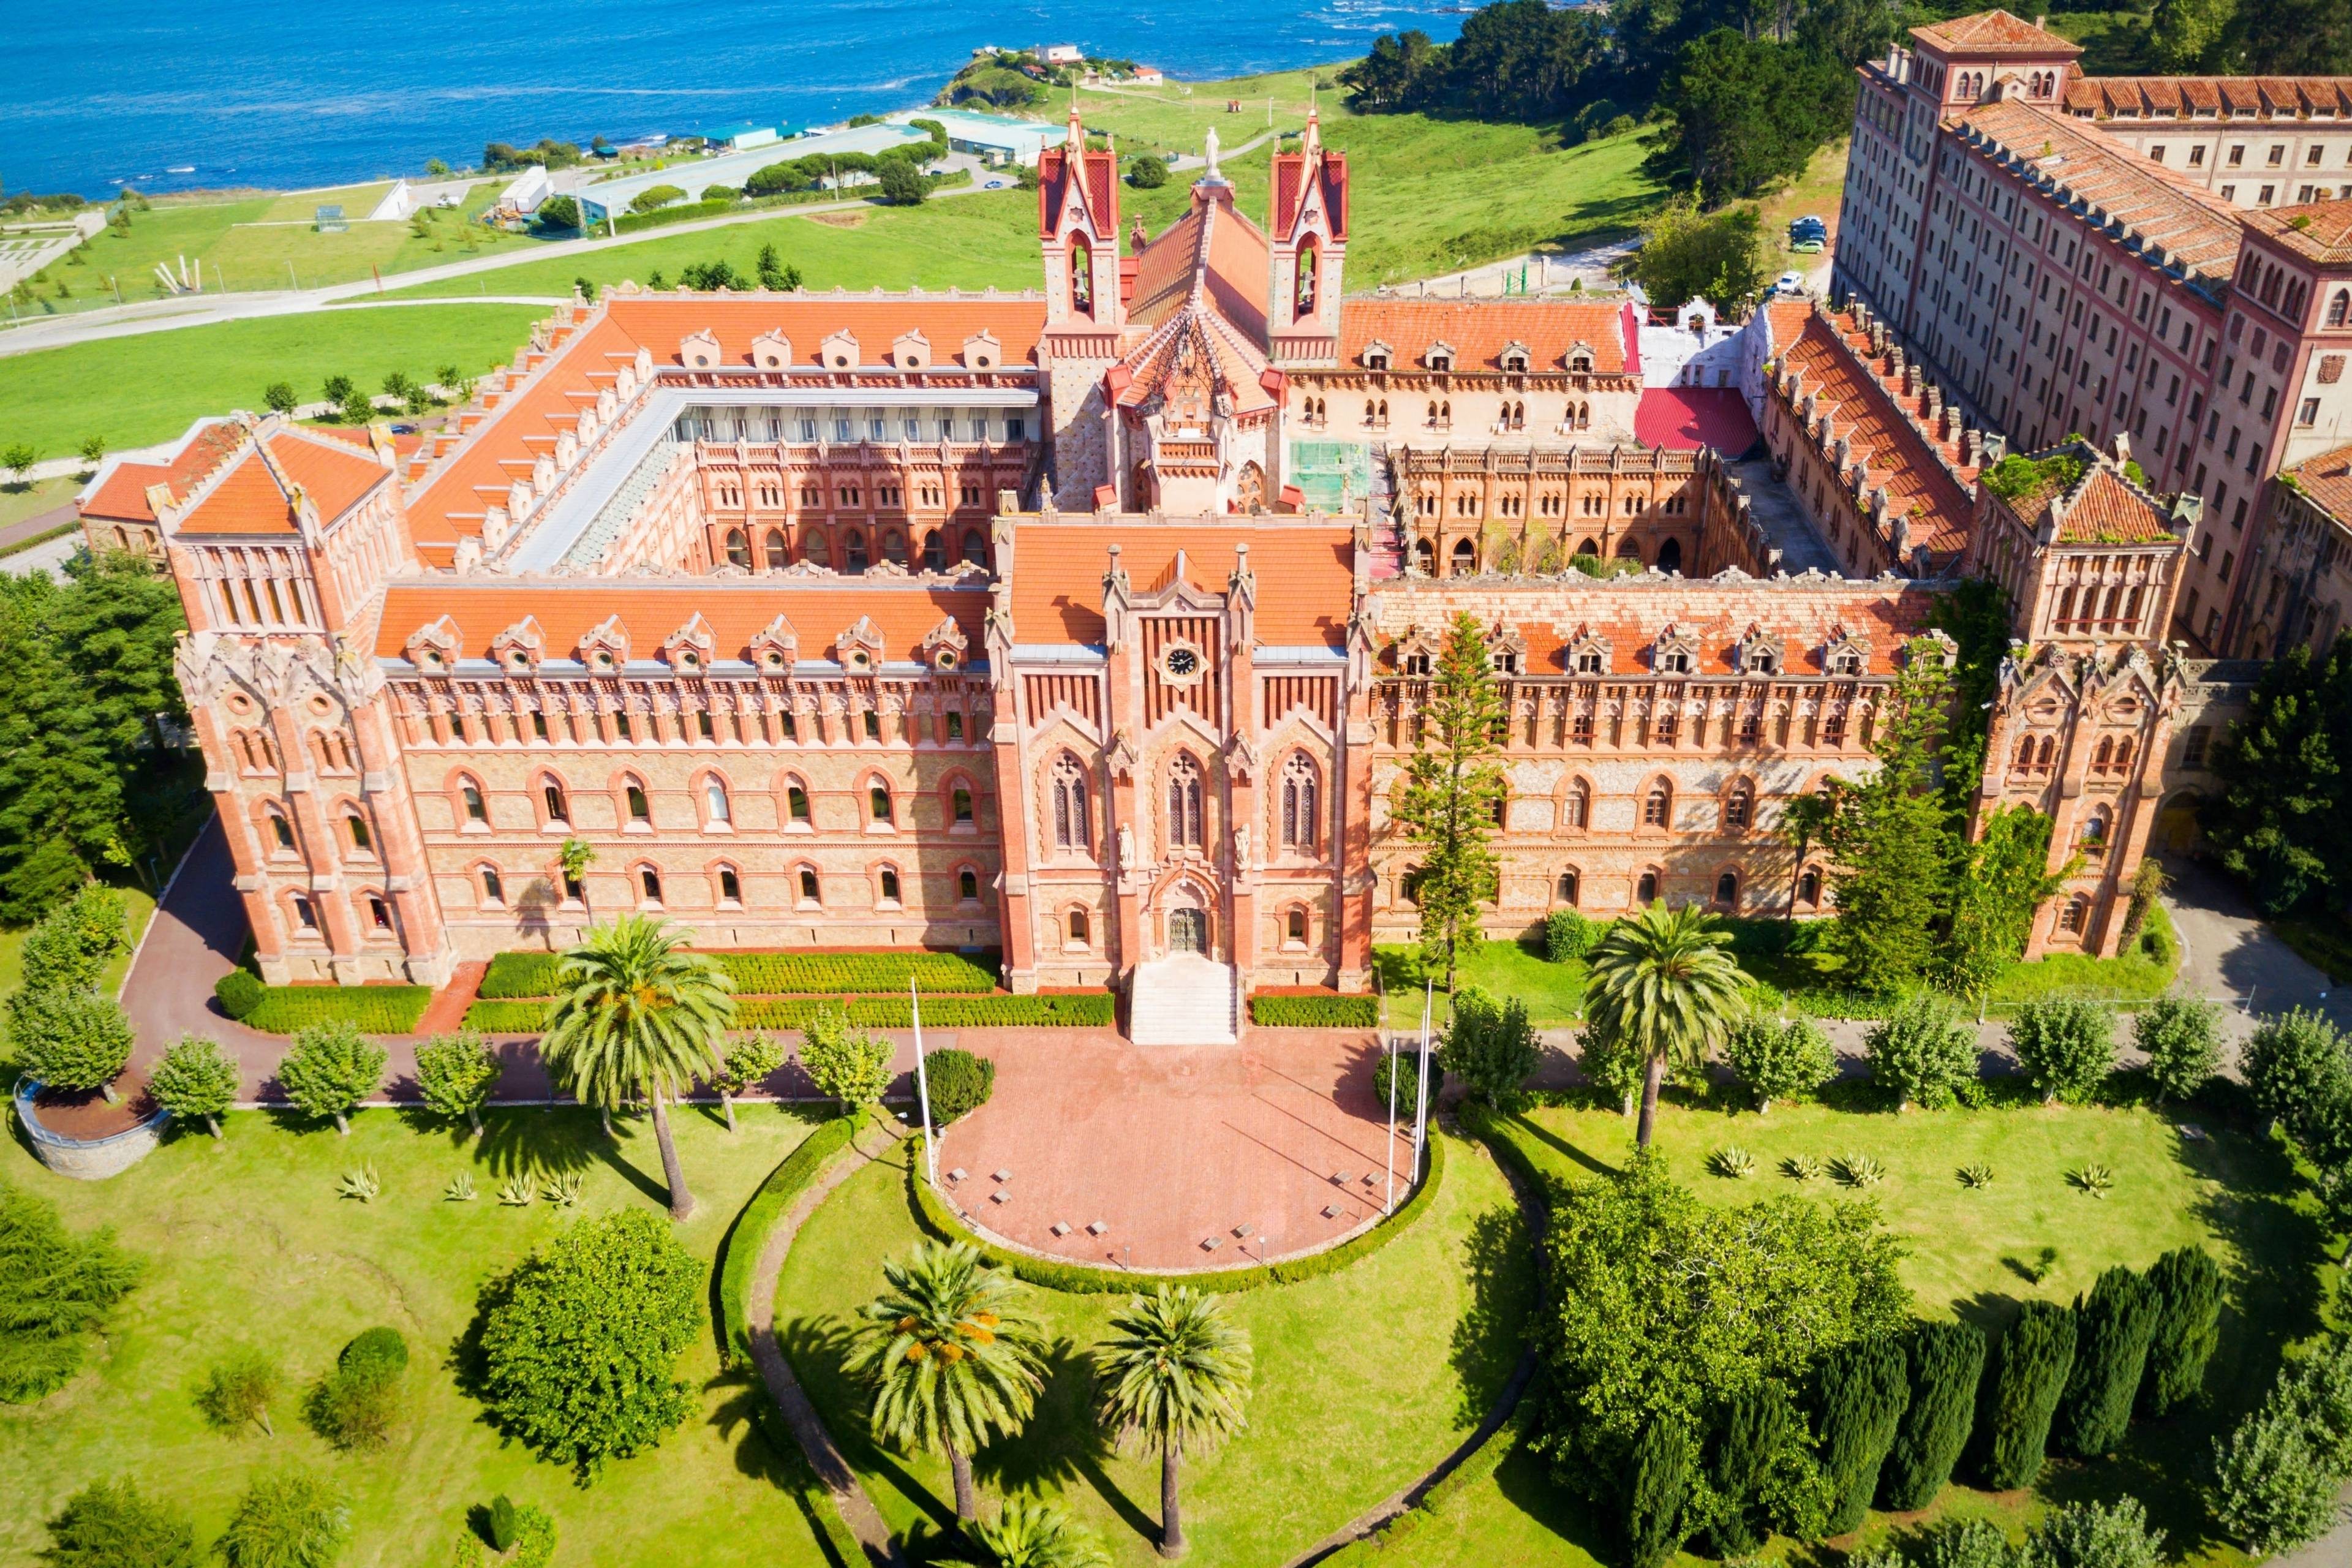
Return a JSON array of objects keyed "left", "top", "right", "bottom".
[
  {"left": 23, "top": 1072, "right": 157, "bottom": 1140},
  {"left": 1249, "top": 992, "right": 1381, "bottom": 1028},
  {"left": 464, "top": 989, "right": 1111, "bottom": 1034},
  {"left": 222, "top": 980, "right": 434, "bottom": 1035},
  {"left": 476, "top": 948, "right": 1000, "bottom": 1001}
]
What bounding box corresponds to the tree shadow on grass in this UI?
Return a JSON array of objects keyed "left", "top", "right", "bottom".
[
  {"left": 777, "top": 1313, "right": 958, "bottom": 1535},
  {"left": 1448, "top": 1203, "right": 1536, "bottom": 1426},
  {"left": 974, "top": 1335, "right": 1160, "bottom": 1548},
  {"left": 1505, "top": 1110, "right": 1618, "bottom": 1179},
  {"left": 472, "top": 1106, "right": 600, "bottom": 1181},
  {"left": 1488, "top": 1439, "right": 1616, "bottom": 1559}
]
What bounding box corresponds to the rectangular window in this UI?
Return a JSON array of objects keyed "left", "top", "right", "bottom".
[
  {"left": 2183, "top": 726, "right": 2211, "bottom": 767},
  {"left": 2301, "top": 397, "right": 2321, "bottom": 426},
  {"left": 1005, "top": 417, "right": 1025, "bottom": 441}
]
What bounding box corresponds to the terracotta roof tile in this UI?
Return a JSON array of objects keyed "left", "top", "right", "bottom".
[
  {"left": 1335, "top": 299, "right": 1629, "bottom": 374},
  {"left": 1910, "top": 9, "right": 2081, "bottom": 56},
  {"left": 2290, "top": 441, "right": 2352, "bottom": 522},
  {"left": 1008, "top": 519, "right": 1353, "bottom": 647},
  {"left": 2065, "top": 75, "right": 2352, "bottom": 120},
  {"left": 2054, "top": 466, "right": 2175, "bottom": 543},
  {"left": 173, "top": 428, "right": 390, "bottom": 537},
  {"left": 81, "top": 420, "right": 246, "bottom": 524},
  {"left": 2243, "top": 200, "right": 2352, "bottom": 265}
]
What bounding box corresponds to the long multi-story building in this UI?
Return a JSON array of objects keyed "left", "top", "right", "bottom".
[{"left": 96, "top": 87, "right": 2263, "bottom": 1030}]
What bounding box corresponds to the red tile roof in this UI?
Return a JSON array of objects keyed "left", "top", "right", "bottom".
[
  {"left": 1335, "top": 299, "right": 1629, "bottom": 375},
  {"left": 2065, "top": 75, "right": 2352, "bottom": 121},
  {"left": 1008, "top": 519, "right": 1354, "bottom": 647},
  {"left": 2243, "top": 200, "right": 2352, "bottom": 265},
  {"left": 174, "top": 427, "right": 393, "bottom": 537},
  {"left": 1987, "top": 444, "right": 2177, "bottom": 544},
  {"left": 2289, "top": 441, "right": 2352, "bottom": 523},
  {"left": 1115, "top": 192, "right": 1276, "bottom": 413},
  {"left": 1037, "top": 108, "right": 1118, "bottom": 243},
  {"left": 81, "top": 420, "right": 246, "bottom": 524},
  {"left": 1634, "top": 388, "right": 1760, "bottom": 453},
  {"left": 1270, "top": 115, "right": 1348, "bottom": 243},
  {"left": 372, "top": 579, "right": 987, "bottom": 663},
  {"left": 1910, "top": 9, "right": 2080, "bottom": 56}
]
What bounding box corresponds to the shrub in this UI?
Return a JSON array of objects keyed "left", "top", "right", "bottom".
[
  {"left": 1882, "top": 1319, "right": 1986, "bottom": 1510},
  {"left": 473, "top": 1497, "right": 556, "bottom": 1568},
  {"left": 2057, "top": 1266, "right": 2158, "bottom": 1458},
  {"left": 2021, "top": 1496, "right": 2164, "bottom": 1568},
  {"left": 2209, "top": 1393, "right": 2344, "bottom": 1555},
  {"left": 1815, "top": 1333, "right": 1911, "bottom": 1532},
  {"left": 1700, "top": 1382, "right": 1795, "bottom": 1556},
  {"left": 923, "top": 1047, "right": 995, "bottom": 1123},
  {"left": 532, "top": 194, "right": 579, "bottom": 231},
  {"left": 2243, "top": 1008, "right": 2348, "bottom": 1142},
  {"left": 20, "top": 885, "right": 127, "bottom": 992},
  {"left": 1579, "top": 1020, "right": 1645, "bottom": 1115},
  {"left": 413, "top": 1031, "right": 499, "bottom": 1134},
  {"left": 1250, "top": 993, "right": 1379, "bottom": 1027},
  {"left": 274, "top": 1021, "right": 388, "bottom": 1134},
  {"left": 1545, "top": 908, "right": 1598, "bottom": 963},
  {"left": 1440, "top": 986, "right": 1539, "bottom": 1107},
  {"left": 2007, "top": 1000, "right": 2116, "bottom": 1104},
  {"left": 876, "top": 159, "right": 926, "bottom": 205},
  {"left": 1624, "top": 1419, "right": 1692, "bottom": 1567},
  {"left": 2278, "top": 1333, "right": 2352, "bottom": 1472},
  {"left": 1915, "top": 1518, "right": 2016, "bottom": 1568},
  {"left": 1373, "top": 1045, "right": 1439, "bottom": 1114},
  {"left": 627, "top": 183, "right": 686, "bottom": 213},
  {"left": 1866, "top": 993, "right": 1979, "bottom": 1110},
  {"left": 214, "top": 1470, "right": 347, "bottom": 1568},
  {"left": 198, "top": 1346, "right": 283, "bottom": 1436},
  {"left": 712, "top": 1030, "right": 788, "bottom": 1131},
  {"left": 1721, "top": 1012, "right": 1834, "bottom": 1112},
  {"left": 477, "top": 952, "right": 564, "bottom": 998},
  {"left": 480, "top": 949, "right": 1001, "bottom": 1000},
  {"left": 462, "top": 1000, "right": 549, "bottom": 1031},
  {"left": 716, "top": 1118, "right": 857, "bottom": 1365},
  {"left": 0, "top": 1182, "right": 139, "bottom": 1402},
  {"left": 478, "top": 1208, "right": 701, "bottom": 1476},
  {"left": 148, "top": 1034, "right": 239, "bottom": 1136},
  {"left": 1706, "top": 1145, "right": 1756, "bottom": 1178},
  {"left": 40, "top": 1479, "right": 197, "bottom": 1568},
  {"left": 1979, "top": 1299, "right": 2077, "bottom": 1489},
  {"left": 2138, "top": 1245, "right": 2222, "bottom": 1417},
  {"left": 2135, "top": 997, "right": 2221, "bottom": 1102},
  {"left": 305, "top": 1327, "right": 406, "bottom": 1450},
  {"left": 214, "top": 970, "right": 266, "bottom": 1020},
  {"left": 1128, "top": 154, "right": 1168, "bottom": 188},
  {"left": 797, "top": 1006, "right": 894, "bottom": 1124},
  {"left": 241, "top": 985, "right": 431, "bottom": 1035},
  {"left": 15, "top": 989, "right": 134, "bottom": 1096}
]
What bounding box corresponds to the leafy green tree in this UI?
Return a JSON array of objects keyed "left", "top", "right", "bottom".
[
  {"left": 628, "top": 184, "right": 686, "bottom": 214},
  {"left": 1942, "top": 806, "right": 2068, "bottom": 998},
  {"left": 1624, "top": 1416, "right": 1693, "bottom": 1568},
  {"left": 1646, "top": 30, "right": 1853, "bottom": 205},
  {"left": 1447, "top": 0, "right": 1605, "bottom": 121},
  {"left": 149, "top": 1034, "right": 239, "bottom": 1137},
  {"left": 274, "top": 1022, "right": 386, "bottom": 1136},
  {"left": 540, "top": 916, "right": 732, "bottom": 1220},
  {"left": 2138, "top": 1245, "right": 2223, "bottom": 1418},
  {"left": 799, "top": 1005, "right": 895, "bottom": 1131},
  {"left": 754, "top": 243, "right": 800, "bottom": 291},
  {"left": 846, "top": 1240, "right": 1047, "bottom": 1523},
  {"left": 15, "top": 989, "right": 135, "bottom": 1100},
  {"left": 413, "top": 1031, "right": 499, "bottom": 1135},
  {"left": 2007, "top": 1000, "right": 2116, "bottom": 1106},
  {"left": 950, "top": 1496, "right": 1109, "bottom": 1568},
  {"left": 1094, "top": 1286, "right": 1253, "bottom": 1557},
  {"left": 304, "top": 1328, "right": 405, "bottom": 1451},
  {"left": 75, "top": 434, "right": 105, "bottom": 470},
  {"left": 877, "top": 159, "right": 927, "bottom": 206},
  {"left": 1814, "top": 1334, "right": 1910, "bottom": 1532},
  {"left": 2022, "top": 1496, "right": 2165, "bottom": 1568},
  {"left": 20, "top": 886, "right": 126, "bottom": 992},
  {"left": 337, "top": 387, "right": 375, "bottom": 426},
  {"left": 2203, "top": 633, "right": 2352, "bottom": 914},
  {"left": 532, "top": 195, "right": 580, "bottom": 232},
  {"left": 1127, "top": 155, "right": 1167, "bottom": 189},
  {"left": 478, "top": 1208, "right": 701, "bottom": 1476},
  {"left": 1721, "top": 1012, "right": 1833, "bottom": 1113},
  {"left": 37, "top": 1479, "right": 198, "bottom": 1568},
  {"left": 2152, "top": 0, "right": 2238, "bottom": 69},
  {"left": 1, "top": 442, "right": 36, "bottom": 484},
  {"left": 2059, "top": 1267, "right": 2158, "bottom": 1458},
  {"left": 2278, "top": 1333, "right": 2352, "bottom": 1471},
  {"left": 1626, "top": 198, "right": 1768, "bottom": 315},
  {"left": 2240, "top": 0, "right": 2352, "bottom": 72},
  {"left": 2209, "top": 1396, "right": 2342, "bottom": 1556},
  {"left": 1392, "top": 614, "right": 1507, "bottom": 990},
  {"left": 1823, "top": 643, "right": 1959, "bottom": 994},
  {"left": 262, "top": 382, "right": 298, "bottom": 415},
  {"left": 1338, "top": 29, "right": 1445, "bottom": 111},
  {"left": 711, "top": 1031, "right": 787, "bottom": 1133},
  {"left": 2135, "top": 998, "right": 2221, "bottom": 1104},
  {"left": 2243, "top": 1008, "right": 2348, "bottom": 1142},
  {"left": 1582, "top": 902, "right": 1746, "bottom": 1147},
  {"left": 1439, "top": 986, "right": 1540, "bottom": 1108},
  {"left": 1577, "top": 1017, "right": 1646, "bottom": 1117},
  {"left": 1882, "top": 1320, "right": 1986, "bottom": 1511},
  {"left": 1980, "top": 1300, "right": 2076, "bottom": 1489},
  {"left": 214, "top": 1470, "right": 347, "bottom": 1568},
  {"left": 197, "top": 1346, "right": 282, "bottom": 1436},
  {"left": 0, "top": 1182, "right": 140, "bottom": 1403},
  {"left": 1700, "top": 1381, "right": 1795, "bottom": 1556},
  {"left": 1913, "top": 1518, "right": 2016, "bottom": 1568},
  {"left": 321, "top": 374, "right": 354, "bottom": 405},
  {"left": 1864, "top": 993, "right": 1978, "bottom": 1112}
]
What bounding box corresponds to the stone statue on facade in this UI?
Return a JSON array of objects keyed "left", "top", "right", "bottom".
[{"left": 1117, "top": 824, "right": 1137, "bottom": 870}]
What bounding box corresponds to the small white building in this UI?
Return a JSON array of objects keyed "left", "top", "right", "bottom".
[
  {"left": 497, "top": 165, "right": 550, "bottom": 217},
  {"left": 1042, "top": 43, "right": 1084, "bottom": 65},
  {"left": 1133, "top": 66, "right": 1165, "bottom": 86},
  {"left": 366, "top": 179, "right": 417, "bottom": 222}
]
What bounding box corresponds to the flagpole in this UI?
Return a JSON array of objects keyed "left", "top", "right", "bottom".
[
  {"left": 1384, "top": 1022, "right": 1398, "bottom": 1216},
  {"left": 910, "top": 979, "right": 937, "bottom": 1186},
  {"left": 1412, "top": 978, "right": 1433, "bottom": 1174}
]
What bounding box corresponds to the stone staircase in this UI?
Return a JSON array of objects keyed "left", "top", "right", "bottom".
[
  {"left": 1365, "top": 442, "right": 1408, "bottom": 580},
  {"left": 1128, "top": 952, "right": 1238, "bottom": 1046}
]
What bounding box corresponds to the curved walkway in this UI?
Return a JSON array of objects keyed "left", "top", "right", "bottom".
[{"left": 743, "top": 1120, "right": 910, "bottom": 1568}]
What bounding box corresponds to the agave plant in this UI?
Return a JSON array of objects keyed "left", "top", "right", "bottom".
[
  {"left": 1707, "top": 1145, "right": 1757, "bottom": 1179},
  {"left": 336, "top": 1164, "right": 380, "bottom": 1203},
  {"left": 541, "top": 1171, "right": 584, "bottom": 1207},
  {"left": 1957, "top": 1162, "right": 1995, "bottom": 1189},
  {"left": 445, "top": 1172, "right": 477, "bottom": 1202},
  {"left": 1830, "top": 1153, "right": 1886, "bottom": 1188},
  {"left": 1781, "top": 1153, "right": 1825, "bottom": 1182},
  {"left": 2070, "top": 1163, "right": 2116, "bottom": 1198},
  {"left": 496, "top": 1175, "right": 537, "bottom": 1207}
]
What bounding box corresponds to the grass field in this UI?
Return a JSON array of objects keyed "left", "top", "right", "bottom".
[
  {"left": 0, "top": 303, "right": 543, "bottom": 458},
  {"left": 0, "top": 1106, "right": 835, "bottom": 1568},
  {"left": 776, "top": 1129, "right": 1531, "bottom": 1566}
]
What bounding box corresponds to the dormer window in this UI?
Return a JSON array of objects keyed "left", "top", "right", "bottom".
[
  {"left": 1828, "top": 650, "right": 1863, "bottom": 677},
  {"left": 1363, "top": 340, "right": 1392, "bottom": 372},
  {"left": 1425, "top": 342, "right": 1455, "bottom": 373},
  {"left": 1499, "top": 342, "right": 1530, "bottom": 373},
  {"left": 1574, "top": 650, "right": 1602, "bottom": 674},
  {"left": 1658, "top": 649, "right": 1691, "bottom": 674}
]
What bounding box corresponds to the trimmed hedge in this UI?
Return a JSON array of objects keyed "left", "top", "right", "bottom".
[
  {"left": 908, "top": 1128, "right": 1444, "bottom": 1294},
  {"left": 1251, "top": 993, "right": 1380, "bottom": 1028},
  {"left": 463, "top": 989, "right": 1110, "bottom": 1036},
  {"left": 608, "top": 167, "right": 973, "bottom": 236},
  {"left": 241, "top": 985, "right": 433, "bottom": 1035},
  {"left": 477, "top": 949, "right": 998, "bottom": 1000}
]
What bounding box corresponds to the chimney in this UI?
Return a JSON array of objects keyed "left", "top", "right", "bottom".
[{"left": 1963, "top": 429, "right": 1983, "bottom": 466}]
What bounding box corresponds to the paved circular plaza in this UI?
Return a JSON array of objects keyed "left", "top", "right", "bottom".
[{"left": 929, "top": 1026, "right": 1420, "bottom": 1273}]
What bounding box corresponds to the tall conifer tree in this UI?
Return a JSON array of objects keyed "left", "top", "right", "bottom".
[
  {"left": 2058, "top": 1266, "right": 2159, "bottom": 1457},
  {"left": 1814, "top": 1334, "right": 1911, "bottom": 1532},
  {"left": 1822, "top": 640, "right": 1958, "bottom": 995},
  {"left": 1393, "top": 612, "right": 1508, "bottom": 992},
  {"left": 1980, "top": 1300, "right": 2077, "bottom": 1489},
  {"left": 1704, "top": 1382, "right": 1796, "bottom": 1556},
  {"left": 1882, "top": 1320, "right": 1986, "bottom": 1510},
  {"left": 2138, "top": 1246, "right": 2223, "bottom": 1418}
]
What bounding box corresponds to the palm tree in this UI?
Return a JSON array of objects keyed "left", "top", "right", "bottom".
[
  {"left": 949, "top": 1496, "right": 1109, "bottom": 1568},
  {"left": 1779, "top": 788, "right": 1834, "bottom": 925},
  {"left": 538, "top": 915, "right": 732, "bottom": 1221},
  {"left": 846, "top": 1240, "right": 1048, "bottom": 1525},
  {"left": 1093, "top": 1286, "right": 1253, "bottom": 1559},
  {"left": 1582, "top": 900, "right": 1747, "bottom": 1149}
]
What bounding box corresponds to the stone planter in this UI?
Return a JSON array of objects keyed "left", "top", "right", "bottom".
[{"left": 13, "top": 1078, "right": 168, "bottom": 1180}]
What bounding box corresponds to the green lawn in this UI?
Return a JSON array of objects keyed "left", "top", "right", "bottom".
[
  {"left": 1411, "top": 1098, "right": 2333, "bottom": 1566},
  {"left": 0, "top": 1106, "right": 837, "bottom": 1567},
  {"left": 1376, "top": 938, "right": 1588, "bottom": 1030},
  {"left": 0, "top": 303, "right": 544, "bottom": 458},
  {"left": 0, "top": 475, "right": 82, "bottom": 532},
  {"left": 775, "top": 1129, "right": 1531, "bottom": 1566}
]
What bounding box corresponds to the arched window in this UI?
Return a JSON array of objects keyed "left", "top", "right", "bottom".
[
  {"left": 1451, "top": 537, "right": 1477, "bottom": 574},
  {"left": 543, "top": 778, "right": 570, "bottom": 824},
  {"left": 878, "top": 867, "right": 902, "bottom": 905},
  {"left": 952, "top": 785, "right": 974, "bottom": 824},
  {"left": 1558, "top": 870, "right": 1580, "bottom": 907},
  {"left": 804, "top": 529, "right": 831, "bottom": 567},
  {"left": 2093, "top": 736, "right": 2114, "bottom": 771},
  {"left": 785, "top": 778, "right": 812, "bottom": 823},
  {"left": 625, "top": 779, "right": 650, "bottom": 823},
  {"left": 1052, "top": 753, "right": 1091, "bottom": 851},
  {"left": 345, "top": 810, "right": 372, "bottom": 853},
  {"left": 962, "top": 529, "right": 988, "bottom": 567},
  {"left": 718, "top": 866, "right": 742, "bottom": 904},
  {"left": 704, "top": 777, "right": 731, "bottom": 824},
  {"left": 1799, "top": 867, "right": 1822, "bottom": 905},
  {"left": 268, "top": 809, "right": 296, "bottom": 852},
  {"left": 1562, "top": 780, "right": 1590, "bottom": 831},
  {"left": 798, "top": 867, "right": 821, "bottom": 904},
  {"left": 1068, "top": 907, "right": 1091, "bottom": 948},
  {"left": 1724, "top": 782, "right": 1754, "bottom": 831},
  {"left": 1167, "top": 754, "right": 1204, "bottom": 848},
  {"left": 1280, "top": 753, "right": 1319, "bottom": 851},
  {"left": 2059, "top": 894, "right": 2089, "bottom": 934},
  {"left": 292, "top": 894, "right": 318, "bottom": 932},
  {"left": 638, "top": 866, "right": 663, "bottom": 903},
  {"left": 1715, "top": 871, "right": 1740, "bottom": 907},
  {"left": 869, "top": 782, "right": 894, "bottom": 824},
  {"left": 1286, "top": 906, "right": 1309, "bottom": 944},
  {"left": 958, "top": 868, "right": 979, "bottom": 902},
  {"left": 1637, "top": 870, "right": 1660, "bottom": 904},
  {"left": 480, "top": 866, "right": 504, "bottom": 905},
  {"left": 843, "top": 530, "right": 870, "bottom": 573},
  {"left": 764, "top": 528, "right": 788, "bottom": 568},
  {"left": 1657, "top": 537, "right": 1683, "bottom": 575},
  {"left": 460, "top": 778, "right": 488, "bottom": 824},
  {"left": 923, "top": 530, "right": 946, "bottom": 572},
  {"left": 2332, "top": 289, "right": 2351, "bottom": 328},
  {"left": 1643, "top": 780, "right": 1673, "bottom": 828},
  {"left": 2080, "top": 807, "right": 2111, "bottom": 856},
  {"left": 2112, "top": 737, "right": 2133, "bottom": 772},
  {"left": 1069, "top": 233, "right": 1095, "bottom": 317},
  {"left": 725, "top": 529, "right": 750, "bottom": 568}
]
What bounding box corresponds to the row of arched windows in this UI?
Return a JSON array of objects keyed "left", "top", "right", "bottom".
[
  {"left": 447, "top": 769, "right": 982, "bottom": 834},
  {"left": 469, "top": 859, "right": 985, "bottom": 912},
  {"left": 1043, "top": 749, "right": 1327, "bottom": 858},
  {"left": 720, "top": 524, "right": 989, "bottom": 574}
]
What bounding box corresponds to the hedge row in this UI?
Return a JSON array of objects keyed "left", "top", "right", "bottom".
[
  {"left": 717, "top": 1117, "right": 858, "bottom": 1368},
  {"left": 907, "top": 1129, "right": 1444, "bottom": 1295},
  {"left": 477, "top": 949, "right": 998, "bottom": 1000},
  {"left": 1250, "top": 994, "right": 1380, "bottom": 1028},
  {"left": 237, "top": 985, "right": 434, "bottom": 1035},
  {"left": 463, "top": 990, "right": 1112, "bottom": 1035},
  {"left": 608, "top": 167, "right": 973, "bottom": 236}
]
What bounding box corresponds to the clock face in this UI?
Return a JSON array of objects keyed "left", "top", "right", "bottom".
[{"left": 1163, "top": 646, "right": 1199, "bottom": 679}]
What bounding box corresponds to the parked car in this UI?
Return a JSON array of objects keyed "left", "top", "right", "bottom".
[
  {"left": 984, "top": 179, "right": 1005, "bottom": 189},
  {"left": 1775, "top": 271, "right": 1804, "bottom": 293},
  {"left": 1789, "top": 213, "right": 1828, "bottom": 236}
]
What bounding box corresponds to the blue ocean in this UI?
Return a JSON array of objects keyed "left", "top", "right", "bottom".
[{"left": 4, "top": 0, "right": 1470, "bottom": 198}]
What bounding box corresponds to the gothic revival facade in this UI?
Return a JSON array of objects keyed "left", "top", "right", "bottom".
[{"left": 107, "top": 64, "right": 2273, "bottom": 1011}]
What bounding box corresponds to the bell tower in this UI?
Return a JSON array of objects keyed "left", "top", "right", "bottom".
[
  {"left": 1037, "top": 100, "right": 1128, "bottom": 506},
  {"left": 1267, "top": 102, "right": 1347, "bottom": 366}
]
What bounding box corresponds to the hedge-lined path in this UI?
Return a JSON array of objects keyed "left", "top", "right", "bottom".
[
  {"left": 935, "top": 1026, "right": 1408, "bottom": 1272},
  {"left": 747, "top": 1119, "right": 912, "bottom": 1568}
]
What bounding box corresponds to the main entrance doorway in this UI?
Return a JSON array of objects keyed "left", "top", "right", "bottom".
[{"left": 1168, "top": 907, "right": 1208, "bottom": 954}]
